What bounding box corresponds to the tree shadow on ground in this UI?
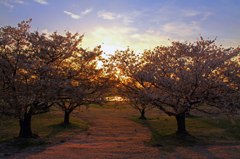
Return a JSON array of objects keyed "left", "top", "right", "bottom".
[
  {"left": 0, "top": 122, "right": 88, "bottom": 158},
  {"left": 131, "top": 114, "right": 240, "bottom": 152}
]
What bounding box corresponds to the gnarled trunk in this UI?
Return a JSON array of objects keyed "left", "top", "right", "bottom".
[
  {"left": 63, "top": 110, "right": 71, "bottom": 125},
  {"left": 139, "top": 109, "right": 147, "bottom": 120},
  {"left": 19, "top": 113, "right": 33, "bottom": 138},
  {"left": 175, "top": 113, "right": 188, "bottom": 135}
]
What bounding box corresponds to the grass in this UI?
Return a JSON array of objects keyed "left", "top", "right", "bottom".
[
  {"left": 32, "top": 111, "right": 88, "bottom": 140},
  {"left": 0, "top": 110, "right": 88, "bottom": 152},
  {"left": 132, "top": 114, "right": 240, "bottom": 149},
  {"left": 0, "top": 116, "right": 19, "bottom": 142}
]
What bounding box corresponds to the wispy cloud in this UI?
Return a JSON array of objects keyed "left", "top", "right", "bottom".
[
  {"left": 121, "top": 15, "right": 134, "bottom": 25},
  {"left": 64, "top": 11, "right": 81, "bottom": 19},
  {"left": 182, "top": 9, "right": 213, "bottom": 21},
  {"left": 97, "top": 10, "right": 134, "bottom": 25},
  {"left": 64, "top": 8, "right": 92, "bottom": 20},
  {"left": 82, "top": 8, "right": 92, "bottom": 15},
  {"left": 34, "top": 0, "right": 48, "bottom": 5},
  {"left": 162, "top": 21, "right": 201, "bottom": 37},
  {"left": 98, "top": 10, "right": 120, "bottom": 20},
  {"left": 0, "top": 1, "right": 14, "bottom": 8},
  {"left": 0, "top": 0, "right": 24, "bottom": 8}
]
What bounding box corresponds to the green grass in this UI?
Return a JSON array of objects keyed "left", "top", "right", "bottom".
[
  {"left": 199, "top": 117, "right": 240, "bottom": 141},
  {"left": 32, "top": 111, "right": 88, "bottom": 139},
  {"left": 0, "top": 110, "right": 88, "bottom": 151},
  {"left": 0, "top": 116, "right": 19, "bottom": 142},
  {"left": 132, "top": 114, "right": 240, "bottom": 149}
]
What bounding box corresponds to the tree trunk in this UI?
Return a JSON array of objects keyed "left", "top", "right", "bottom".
[
  {"left": 63, "top": 110, "right": 71, "bottom": 125},
  {"left": 19, "top": 113, "right": 33, "bottom": 138},
  {"left": 139, "top": 109, "right": 147, "bottom": 120},
  {"left": 175, "top": 113, "right": 188, "bottom": 136}
]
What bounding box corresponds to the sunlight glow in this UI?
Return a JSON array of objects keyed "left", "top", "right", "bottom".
[{"left": 82, "top": 26, "right": 171, "bottom": 55}]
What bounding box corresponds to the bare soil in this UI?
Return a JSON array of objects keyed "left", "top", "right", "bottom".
[{"left": 5, "top": 107, "right": 240, "bottom": 159}]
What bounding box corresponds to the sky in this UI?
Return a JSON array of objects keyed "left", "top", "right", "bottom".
[{"left": 0, "top": 0, "right": 240, "bottom": 54}]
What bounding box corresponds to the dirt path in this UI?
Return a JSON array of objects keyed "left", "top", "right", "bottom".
[
  {"left": 10, "top": 108, "right": 160, "bottom": 159},
  {"left": 7, "top": 107, "right": 240, "bottom": 159}
]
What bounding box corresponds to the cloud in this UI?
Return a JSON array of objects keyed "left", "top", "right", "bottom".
[
  {"left": 64, "top": 8, "right": 92, "bottom": 20},
  {"left": 121, "top": 15, "right": 134, "bottom": 25},
  {"left": 162, "top": 21, "right": 201, "bottom": 37},
  {"left": 0, "top": 1, "right": 14, "bottom": 8},
  {"left": 98, "top": 10, "right": 120, "bottom": 20},
  {"left": 0, "top": 0, "right": 24, "bottom": 8},
  {"left": 97, "top": 10, "right": 134, "bottom": 25},
  {"left": 81, "top": 8, "right": 92, "bottom": 15},
  {"left": 183, "top": 9, "right": 213, "bottom": 21},
  {"left": 64, "top": 11, "right": 81, "bottom": 19},
  {"left": 34, "top": 0, "right": 48, "bottom": 5}
]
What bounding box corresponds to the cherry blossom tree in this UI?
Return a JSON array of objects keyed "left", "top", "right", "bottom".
[
  {"left": 53, "top": 45, "right": 110, "bottom": 125},
  {"left": 0, "top": 20, "right": 110, "bottom": 137},
  {"left": 108, "top": 49, "right": 154, "bottom": 120},
  {"left": 140, "top": 38, "right": 239, "bottom": 135},
  {"left": 0, "top": 20, "right": 56, "bottom": 138}
]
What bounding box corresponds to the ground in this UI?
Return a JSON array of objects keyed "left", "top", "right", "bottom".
[{"left": 3, "top": 106, "right": 240, "bottom": 159}]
